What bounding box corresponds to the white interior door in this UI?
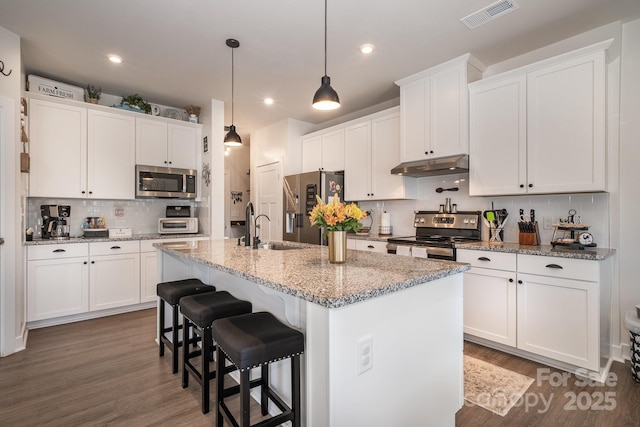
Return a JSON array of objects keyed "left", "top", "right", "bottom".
[{"left": 255, "top": 161, "right": 281, "bottom": 242}]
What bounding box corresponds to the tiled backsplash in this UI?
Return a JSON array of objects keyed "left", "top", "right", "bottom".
[
  {"left": 359, "top": 173, "right": 610, "bottom": 248},
  {"left": 27, "top": 198, "right": 199, "bottom": 239}
]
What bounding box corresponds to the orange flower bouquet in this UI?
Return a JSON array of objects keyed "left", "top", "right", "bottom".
[{"left": 309, "top": 194, "right": 367, "bottom": 236}]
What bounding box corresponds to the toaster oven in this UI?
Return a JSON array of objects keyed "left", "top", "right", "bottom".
[{"left": 158, "top": 217, "right": 198, "bottom": 234}]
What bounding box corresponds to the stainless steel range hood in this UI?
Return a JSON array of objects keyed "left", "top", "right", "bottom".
[{"left": 390, "top": 154, "right": 469, "bottom": 177}]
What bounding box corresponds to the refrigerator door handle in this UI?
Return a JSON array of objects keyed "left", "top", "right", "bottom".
[{"left": 295, "top": 213, "right": 304, "bottom": 228}]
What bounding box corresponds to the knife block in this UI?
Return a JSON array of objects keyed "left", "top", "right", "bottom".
[{"left": 519, "top": 222, "right": 540, "bottom": 245}]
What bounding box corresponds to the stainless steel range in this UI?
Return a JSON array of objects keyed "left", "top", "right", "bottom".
[{"left": 386, "top": 211, "right": 481, "bottom": 261}]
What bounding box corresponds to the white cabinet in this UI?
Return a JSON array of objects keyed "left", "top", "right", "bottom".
[
  {"left": 301, "top": 128, "right": 345, "bottom": 173},
  {"left": 344, "top": 110, "right": 416, "bottom": 201},
  {"left": 29, "top": 96, "right": 136, "bottom": 200},
  {"left": 469, "top": 45, "right": 608, "bottom": 196},
  {"left": 87, "top": 110, "right": 136, "bottom": 199},
  {"left": 516, "top": 255, "right": 601, "bottom": 371},
  {"left": 27, "top": 244, "right": 89, "bottom": 321},
  {"left": 29, "top": 98, "right": 87, "bottom": 198},
  {"left": 395, "top": 54, "right": 483, "bottom": 162},
  {"left": 458, "top": 250, "right": 517, "bottom": 347},
  {"left": 136, "top": 119, "right": 199, "bottom": 170},
  {"left": 89, "top": 241, "right": 140, "bottom": 311},
  {"left": 347, "top": 239, "right": 388, "bottom": 254},
  {"left": 460, "top": 248, "right": 609, "bottom": 373}
]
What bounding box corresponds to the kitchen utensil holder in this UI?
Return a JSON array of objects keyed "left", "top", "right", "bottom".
[
  {"left": 379, "top": 225, "right": 392, "bottom": 235},
  {"left": 519, "top": 222, "right": 540, "bottom": 245}
]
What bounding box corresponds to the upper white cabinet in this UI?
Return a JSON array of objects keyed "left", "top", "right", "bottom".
[
  {"left": 344, "top": 109, "right": 416, "bottom": 201},
  {"left": 29, "top": 97, "right": 135, "bottom": 199},
  {"left": 29, "top": 98, "right": 88, "bottom": 199},
  {"left": 301, "top": 128, "right": 345, "bottom": 173},
  {"left": 88, "top": 110, "right": 136, "bottom": 199},
  {"left": 395, "top": 54, "right": 484, "bottom": 162},
  {"left": 136, "top": 119, "right": 199, "bottom": 170},
  {"left": 469, "top": 41, "right": 610, "bottom": 196}
]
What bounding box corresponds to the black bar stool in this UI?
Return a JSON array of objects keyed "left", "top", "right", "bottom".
[
  {"left": 212, "top": 311, "right": 304, "bottom": 427},
  {"left": 157, "top": 278, "right": 215, "bottom": 374},
  {"left": 179, "top": 291, "right": 253, "bottom": 414}
]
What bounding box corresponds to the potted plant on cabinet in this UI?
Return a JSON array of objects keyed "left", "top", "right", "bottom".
[
  {"left": 185, "top": 105, "right": 201, "bottom": 123},
  {"left": 85, "top": 85, "right": 101, "bottom": 104},
  {"left": 121, "top": 94, "right": 151, "bottom": 114}
]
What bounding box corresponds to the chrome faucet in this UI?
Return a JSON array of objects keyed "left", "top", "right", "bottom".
[
  {"left": 253, "top": 214, "right": 271, "bottom": 249},
  {"left": 244, "top": 201, "right": 254, "bottom": 247}
]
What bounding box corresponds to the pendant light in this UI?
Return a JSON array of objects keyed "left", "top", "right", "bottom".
[
  {"left": 224, "top": 38, "right": 242, "bottom": 146},
  {"left": 312, "top": 0, "right": 340, "bottom": 111}
]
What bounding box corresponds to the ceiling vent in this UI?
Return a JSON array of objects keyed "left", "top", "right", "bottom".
[{"left": 461, "top": 0, "right": 519, "bottom": 29}]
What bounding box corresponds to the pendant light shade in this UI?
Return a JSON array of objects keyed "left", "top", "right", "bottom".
[
  {"left": 224, "top": 38, "right": 242, "bottom": 147},
  {"left": 312, "top": 0, "right": 340, "bottom": 111}
]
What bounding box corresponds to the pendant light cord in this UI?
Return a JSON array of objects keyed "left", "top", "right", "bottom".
[
  {"left": 323, "top": 0, "right": 328, "bottom": 76},
  {"left": 231, "top": 46, "right": 235, "bottom": 124}
]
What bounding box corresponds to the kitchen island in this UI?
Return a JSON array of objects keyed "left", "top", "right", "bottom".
[{"left": 156, "top": 238, "right": 470, "bottom": 427}]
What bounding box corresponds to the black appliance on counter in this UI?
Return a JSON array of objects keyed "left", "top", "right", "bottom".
[
  {"left": 386, "top": 211, "right": 481, "bottom": 261},
  {"left": 40, "top": 204, "right": 71, "bottom": 240}
]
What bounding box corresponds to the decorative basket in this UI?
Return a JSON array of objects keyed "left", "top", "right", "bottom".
[{"left": 379, "top": 225, "right": 393, "bottom": 235}]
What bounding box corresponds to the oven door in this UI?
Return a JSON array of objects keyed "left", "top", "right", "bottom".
[{"left": 387, "top": 243, "right": 454, "bottom": 260}]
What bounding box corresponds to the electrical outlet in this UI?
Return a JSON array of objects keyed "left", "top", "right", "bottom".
[
  {"left": 543, "top": 216, "right": 553, "bottom": 230},
  {"left": 357, "top": 335, "right": 373, "bottom": 375}
]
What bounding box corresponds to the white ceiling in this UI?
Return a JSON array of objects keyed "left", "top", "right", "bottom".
[{"left": 1, "top": 0, "right": 639, "bottom": 141}]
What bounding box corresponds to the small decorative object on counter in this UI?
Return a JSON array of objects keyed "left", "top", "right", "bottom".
[
  {"left": 309, "top": 194, "right": 367, "bottom": 263},
  {"left": 85, "top": 85, "right": 101, "bottom": 104},
  {"left": 550, "top": 209, "right": 596, "bottom": 249}
]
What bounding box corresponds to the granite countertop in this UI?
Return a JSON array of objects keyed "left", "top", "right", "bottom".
[
  {"left": 347, "top": 233, "right": 405, "bottom": 242},
  {"left": 455, "top": 241, "right": 616, "bottom": 260},
  {"left": 25, "top": 233, "right": 209, "bottom": 246},
  {"left": 155, "top": 239, "right": 469, "bottom": 309}
]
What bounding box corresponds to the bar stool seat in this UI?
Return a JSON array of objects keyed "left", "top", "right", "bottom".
[
  {"left": 157, "top": 278, "right": 215, "bottom": 374},
  {"left": 180, "top": 291, "right": 252, "bottom": 414},
  {"left": 212, "top": 311, "right": 304, "bottom": 427}
]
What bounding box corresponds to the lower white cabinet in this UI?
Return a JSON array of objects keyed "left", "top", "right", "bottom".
[
  {"left": 347, "top": 239, "right": 388, "bottom": 254},
  {"left": 27, "top": 244, "right": 89, "bottom": 322},
  {"left": 458, "top": 250, "right": 517, "bottom": 347},
  {"left": 458, "top": 249, "right": 607, "bottom": 372},
  {"left": 140, "top": 240, "right": 160, "bottom": 303},
  {"left": 89, "top": 241, "right": 140, "bottom": 311}
]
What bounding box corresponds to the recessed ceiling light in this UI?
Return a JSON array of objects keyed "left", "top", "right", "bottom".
[
  {"left": 264, "top": 98, "right": 274, "bottom": 105},
  {"left": 360, "top": 44, "right": 374, "bottom": 54},
  {"left": 108, "top": 55, "right": 122, "bottom": 64}
]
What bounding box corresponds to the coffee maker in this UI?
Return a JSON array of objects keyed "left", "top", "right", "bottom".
[{"left": 40, "top": 205, "right": 71, "bottom": 240}]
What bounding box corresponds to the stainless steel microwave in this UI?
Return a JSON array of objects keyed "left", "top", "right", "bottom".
[{"left": 136, "top": 165, "right": 197, "bottom": 199}]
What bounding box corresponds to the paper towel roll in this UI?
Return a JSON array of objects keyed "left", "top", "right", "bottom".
[{"left": 380, "top": 212, "right": 391, "bottom": 227}]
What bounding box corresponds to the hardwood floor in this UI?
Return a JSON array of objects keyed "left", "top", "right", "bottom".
[
  {"left": 2, "top": 309, "right": 639, "bottom": 426},
  {"left": 458, "top": 341, "right": 640, "bottom": 426},
  {"left": 0, "top": 309, "right": 270, "bottom": 426}
]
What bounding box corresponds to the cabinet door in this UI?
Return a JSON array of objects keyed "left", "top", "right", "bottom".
[
  {"left": 89, "top": 253, "right": 141, "bottom": 311},
  {"left": 136, "top": 119, "right": 168, "bottom": 167},
  {"left": 302, "top": 135, "right": 322, "bottom": 172},
  {"left": 526, "top": 52, "right": 606, "bottom": 193},
  {"left": 140, "top": 250, "right": 158, "bottom": 303},
  {"left": 321, "top": 129, "right": 345, "bottom": 171},
  {"left": 29, "top": 98, "right": 87, "bottom": 198},
  {"left": 463, "top": 268, "right": 516, "bottom": 346},
  {"left": 27, "top": 257, "right": 89, "bottom": 321},
  {"left": 168, "top": 124, "right": 198, "bottom": 170},
  {"left": 517, "top": 273, "right": 599, "bottom": 370},
  {"left": 87, "top": 110, "right": 136, "bottom": 199},
  {"left": 371, "top": 113, "right": 406, "bottom": 200},
  {"left": 468, "top": 76, "right": 527, "bottom": 196},
  {"left": 399, "top": 79, "right": 429, "bottom": 162},
  {"left": 344, "top": 122, "right": 371, "bottom": 201},
  {"left": 430, "top": 64, "right": 467, "bottom": 158}
]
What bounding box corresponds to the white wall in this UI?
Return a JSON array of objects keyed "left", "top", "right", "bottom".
[
  {"left": 0, "top": 25, "right": 25, "bottom": 356},
  {"left": 618, "top": 18, "right": 640, "bottom": 352},
  {"left": 224, "top": 144, "right": 250, "bottom": 222}
]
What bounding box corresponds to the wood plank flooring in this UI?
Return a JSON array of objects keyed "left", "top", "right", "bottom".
[{"left": 1, "top": 309, "right": 639, "bottom": 426}]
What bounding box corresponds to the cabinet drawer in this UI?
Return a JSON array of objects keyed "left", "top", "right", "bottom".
[
  {"left": 28, "top": 243, "right": 88, "bottom": 260},
  {"left": 457, "top": 249, "right": 516, "bottom": 271},
  {"left": 517, "top": 254, "right": 599, "bottom": 282},
  {"left": 90, "top": 240, "right": 139, "bottom": 256},
  {"left": 355, "top": 240, "right": 388, "bottom": 254}
]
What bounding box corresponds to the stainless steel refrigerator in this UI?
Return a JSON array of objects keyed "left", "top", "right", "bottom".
[{"left": 283, "top": 171, "right": 344, "bottom": 245}]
